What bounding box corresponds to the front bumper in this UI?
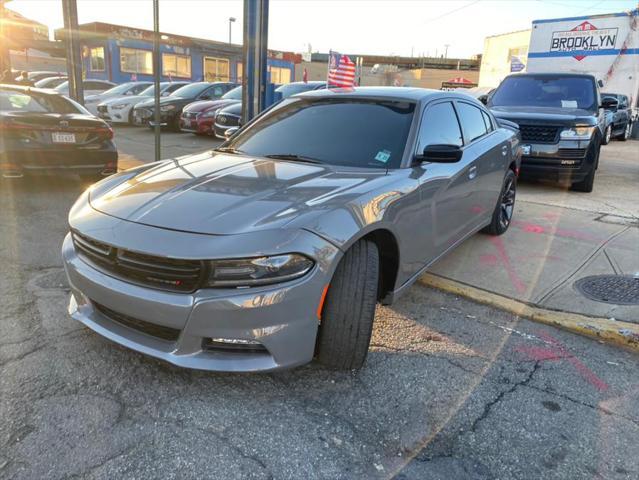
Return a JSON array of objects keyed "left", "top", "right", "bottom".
[
  {"left": 61, "top": 219, "right": 340, "bottom": 372},
  {"left": 518, "top": 138, "right": 595, "bottom": 182},
  {"left": 180, "top": 115, "right": 214, "bottom": 134},
  {"left": 98, "top": 105, "right": 132, "bottom": 124}
]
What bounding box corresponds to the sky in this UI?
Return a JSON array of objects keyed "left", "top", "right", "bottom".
[{"left": 7, "top": 0, "right": 639, "bottom": 59}]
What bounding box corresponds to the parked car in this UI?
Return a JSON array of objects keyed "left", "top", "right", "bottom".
[
  {"left": 62, "top": 87, "right": 521, "bottom": 372},
  {"left": 33, "top": 76, "right": 68, "bottom": 89},
  {"left": 54, "top": 79, "right": 116, "bottom": 100},
  {"left": 212, "top": 102, "right": 241, "bottom": 139},
  {"left": 97, "top": 81, "right": 189, "bottom": 124},
  {"left": 180, "top": 85, "right": 242, "bottom": 135},
  {"left": 601, "top": 93, "right": 634, "bottom": 141},
  {"left": 275, "top": 81, "right": 326, "bottom": 98},
  {"left": 83, "top": 81, "right": 152, "bottom": 115},
  {"left": 488, "top": 73, "right": 607, "bottom": 192},
  {"left": 0, "top": 85, "right": 117, "bottom": 181},
  {"left": 15, "top": 70, "right": 64, "bottom": 85},
  {"left": 133, "top": 82, "right": 236, "bottom": 130}
]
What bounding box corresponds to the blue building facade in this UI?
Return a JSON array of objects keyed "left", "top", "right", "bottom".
[{"left": 55, "top": 22, "right": 299, "bottom": 85}]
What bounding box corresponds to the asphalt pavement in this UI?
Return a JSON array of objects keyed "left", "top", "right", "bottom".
[{"left": 1, "top": 128, "right": 638, "bottom": 479}]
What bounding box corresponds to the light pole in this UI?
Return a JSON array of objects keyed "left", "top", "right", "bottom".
[{"left": 229, "top": 17, "right": 236, "bottom": 44}]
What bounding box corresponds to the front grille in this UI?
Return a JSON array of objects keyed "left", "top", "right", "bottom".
[
  {"left": 182, "top": 112, "right": 197, "bottom": 119},
  {"left": 558, "top": 148, "right": 587, "bottom": 158},
  {"left": 93, "top": 302, "right": 181, "bottom": 342},
  {"left": 216, "top": 115, "right": 239, "bottom": 127},
  {"left": 519, "top": 125, "right": 560, "bottom": 143},
  {"left": 73, "top": 232, "right": 204, "bottom": 292}
]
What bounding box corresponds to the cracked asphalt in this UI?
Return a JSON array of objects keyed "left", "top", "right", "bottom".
[{"left": 1, "top": 131, "right": 638, "bottom": 479}]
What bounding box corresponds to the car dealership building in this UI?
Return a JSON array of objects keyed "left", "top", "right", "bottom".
[{"left": 54, "top": 22, "right": 301, "bottom": 85}]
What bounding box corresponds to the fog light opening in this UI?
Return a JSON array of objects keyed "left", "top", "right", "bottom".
[{"left": 202, "top": 337, "right": 267, "bottom": 353}]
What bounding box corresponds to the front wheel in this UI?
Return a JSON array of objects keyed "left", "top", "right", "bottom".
[
  {"left": 316, "top": 239, "right": 379, "bottom": 370},
  {"left": 482, "top": 169, "right": 517, "bottom": 236},
  {"left": 571, "top": 142, "right": 599, "bottom": 193},
  {"left": 602, "top": 125, "right": 612, "bottom": 145}
]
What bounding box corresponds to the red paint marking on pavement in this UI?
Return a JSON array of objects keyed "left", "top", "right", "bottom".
[
  {"left": 543, "top": 212, "right": 561, "bottom": 221},
  {"left": 515, "top": 345, "right": 567, "bottom": 362},
  {"left": 537, "top": 331, "right": 610, "bottom": 392},
  {"left": 489, "top": 236, "right": 527, "bottom": 294}
]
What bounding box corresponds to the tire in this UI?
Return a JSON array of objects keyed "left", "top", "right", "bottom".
[
  {"left": 602, "top": 125, "right": 612, "bottom": 145},
  {"left": 482, "top": 169, "right": 517, "bottom": 236},
  {"left": 618, "top": 122, "right": 632, "bottom": 141},
  {"left": 316, "top": 239, "right": 379, "bottom": 370},
  {"left": 570, "top": 142, "right": 599, "bottom": 193}
]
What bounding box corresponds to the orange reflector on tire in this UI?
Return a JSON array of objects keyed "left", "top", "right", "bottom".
[{"left": 317, "top": 284, "right": 329, "bottom": 321}]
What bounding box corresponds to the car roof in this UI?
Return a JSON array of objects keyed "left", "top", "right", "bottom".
[
  {"left": 504, "top": 72, "right": 597, "bottom": 80},
  {"left": 296, "top": 86, "right": 476, "bottom": 102},
  {"left": 0, "top": 84, "right": 64, "bottom": 96}
]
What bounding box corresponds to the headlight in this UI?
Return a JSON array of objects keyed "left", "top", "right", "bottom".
[
  {"left": 111, "top": 103, "right": 128, "bottom": 110},
  {"left": 200, "top": 109, "right": 218, "bottom": 118},
  {"left": 560, "top": 126, "right": 595, "bottom": 140},
  {"left": 160, "top": 104, "right": 176, "bottom": 112},
  {"left": 206, "top": 254, "right": 314, "bottom": 287}
]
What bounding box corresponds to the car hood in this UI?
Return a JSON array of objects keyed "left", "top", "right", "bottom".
[
  {"left": 136, "top": 96, "right": 191, "bottom": 109},
  {"left": 88, "top": 152, "right": 387, "bottom": 235},
  {"left": 490, "top": 106, "right": 597, "bottom": 126},
  {"left": 184, "top": 99, "right": 239, "bottom": 113},
  {"left": 101, "top": 95, "right": 150, "bottom": 106}
]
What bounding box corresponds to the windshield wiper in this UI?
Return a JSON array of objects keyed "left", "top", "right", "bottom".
[
  {"left": 214, "top": 147, "right": 244, "bottom": 155},
  {"left": 264, "top": 154, "right": 323, "bottom": 164}
]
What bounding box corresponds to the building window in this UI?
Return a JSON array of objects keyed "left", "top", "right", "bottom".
[
  {"left": 270, "top": 66, "right": 291, "bottom": 84},
  {"left": 236, "top": 62, "right": 243, "bottom": 83},
  {"left": 162, "top": 53, "right": 191, "bottom": 78},
  {"left": 203, "top": 57, "right": 230, "bottom": 82},
  {"left": 90, "top": 47, "right": 105, "bottom": 71},
  {"left": 507, "top": 46, "right": 528, "bottom": 62},
  {"left": 120, "top": 47, "right": 153, "bottom": 75}
]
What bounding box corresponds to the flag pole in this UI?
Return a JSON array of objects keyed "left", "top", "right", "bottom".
[{"left": 326, "top": 49, "right": 331, "bottom": 87}]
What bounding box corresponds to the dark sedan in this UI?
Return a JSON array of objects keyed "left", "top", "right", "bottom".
[
  {"left": 0, "top": 85, "right": 117, "bottom": 181},
  {"left": 212, "top": 102, "right": 242, "bottom": 139},
  {"left": 62, "top": 87, "right": 521, "bottom": 372},
  {"left": 132, "top": 82, "right": 236, "bottom": 130}
]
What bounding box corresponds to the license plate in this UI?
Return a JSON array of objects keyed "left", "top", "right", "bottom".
[
  {"left": 521, "top": 144, "right": 532, "bottom": 156},
  {"left": 52, "top": 132, "right": 76, "bottom": 144}
]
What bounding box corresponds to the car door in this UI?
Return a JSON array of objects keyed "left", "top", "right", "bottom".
[
  {"left": 454, "top": 101, "right": 505, "bottom": 229},
  {"left": 414, "top": 100, "right": 476, "bottom": 256}
]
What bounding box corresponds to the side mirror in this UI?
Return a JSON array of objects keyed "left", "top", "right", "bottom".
[
  {"left": 415, "top": 144, "right": 463, "bottom": 163},
  {"left": 161, "top": 91, "right": 170, "bottom": 97},
  {"left": 200, "top": 94, "right": 212, "bottom": 100},
  {"left": 478, "top": 94, "right": 488, "bottom": 105},
  {"left": 224, "top": 126, "right": 240, "bottom": 139},
  {"left": 601, "top": 97, "right": 618, "bottom": 110}
]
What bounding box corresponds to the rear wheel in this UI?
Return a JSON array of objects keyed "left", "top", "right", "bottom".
[
  {"left": 618, "top": 122, "right": 632, "bottom": 141},
  {"left": 482, "top": 170, "right": 517, "bottom": 236},
  {"left": 316, "top": 239, "right": 379, "bottom": 370}
]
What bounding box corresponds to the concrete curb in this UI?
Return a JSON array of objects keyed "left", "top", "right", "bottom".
[{"left": 418, "top": 273, "right": 639, "bottom": 351}]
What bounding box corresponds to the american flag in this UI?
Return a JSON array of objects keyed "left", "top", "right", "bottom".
[{"left": 327, "top": 51, "right": 356, "bottom": 88}]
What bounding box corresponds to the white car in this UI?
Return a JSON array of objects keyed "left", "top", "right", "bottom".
[
  {"left": 96, "top": 81, "right": 189, "bottom": 124},
  {"left": 54, "top": 79, "right": 116, "bottom": 104},
  {"left": 82, "top": 81, "right": 152, "bottom": 115}
]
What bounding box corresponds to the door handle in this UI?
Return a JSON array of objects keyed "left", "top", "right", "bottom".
[
  {"left": 468, "top": 166, "right": 477, "bottom": 180},
  {"left": 501, "top": 145, "right": 508, "bottom": 156}
]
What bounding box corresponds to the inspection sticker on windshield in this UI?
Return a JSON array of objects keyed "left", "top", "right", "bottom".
[{"left": 375, "top": 150, "right": 392, "bottom": 163}]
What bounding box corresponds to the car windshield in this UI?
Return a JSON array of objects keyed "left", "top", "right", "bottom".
[
  {"left": 53, "top": 81, "right": 69, "bottom": 91},
  {"left": 0, "top": 89, "right": 84, "bottom": 114},
  {"left": 276, "top": 83, "right": 323, "bottom": 98},
  {"left": 490, "top": 76, "right": 597, "bottom": 111},
  {"left": 170, "top": 83, "right": 210, "bottom": 98},
  {"left": 222, "top": 86, "right": 242, "bottom": 100},
  {"left": 34, "top": 77, "right": 66, "bottom": 88},
  {"left": 139, "top": 85, "right": 156, "bottom": 96},
  {"left": 227, "top": 98, "right": 415, "bottom": 169}
]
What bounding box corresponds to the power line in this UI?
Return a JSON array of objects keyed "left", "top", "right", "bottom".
[{"left": 422, "top": 0, "right": 482, "bottom": 26}]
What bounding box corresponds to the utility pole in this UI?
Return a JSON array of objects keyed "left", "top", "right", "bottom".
[
  {"left": 241, "top": 0, "right": 269, "bottom": 124},
  {"left": 444, "top": 44, "right": 450, "bottom": 59},
  {"left": 152, "top": 0, "right": 161, "bottom": 162},
  {"left": 229, "top": 17, "right": 236, "bottom": 44},
  {"left": 61, "top": 0, "right": 84, "bottom": 103},
  {"left": 0, "top": 0, "right": 12, "bottom": 78}
]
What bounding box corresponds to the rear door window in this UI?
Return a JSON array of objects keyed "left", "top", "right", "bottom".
[
  {"left": 456, "top": 102, "right": 489, "bottom": 143},
  {"left": 416, "top": 101, "right": 463, "bottom": 152}
]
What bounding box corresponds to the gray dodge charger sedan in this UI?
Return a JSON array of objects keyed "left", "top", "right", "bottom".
[{"left": 62, "top": 87, "right": 521, "bottom": 372}]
